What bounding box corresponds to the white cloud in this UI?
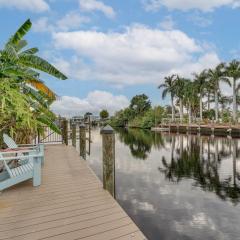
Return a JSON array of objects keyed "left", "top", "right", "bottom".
[
  {"left": 188, "top": 13, "right": 213, "bottom": 27},
  {"left": 52, "top": 24, "right": 220, "bottom": 86},
  {"left": 79, "top": 0, "right": 116, "bottom": 18},
  {"left": 56, "top": 12, "right": 90, "bottom": 31},
  {"left": 142, "top": 0, "right": 240, "bottom": 12},
  {"left": 159, "top": 16, "right": 176, "bottom": 30},
  {"left": 0, "top": 0, "right": 50, "bottom": 12},
  {"left": 32, "top": 17, "right": 53, "bottom": 32},
  {"left": 33, "top": 12, "right": 90, "bottom": 33},
  {"left": 51, "top": 90, "right": 129, "bottom": 117}
]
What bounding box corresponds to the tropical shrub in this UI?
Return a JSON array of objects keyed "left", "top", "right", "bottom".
[
  {"left": 110, "top": 96, "right": 166, "bottom": 129},
  {"left": 0, "top": 19, "right": 67, "bottom": 143}
]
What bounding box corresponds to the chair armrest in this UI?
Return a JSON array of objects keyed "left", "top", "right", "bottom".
[
  {"left": 0, "top": 154, "right": 43, "bottom": 161},
  {"left": 0, "top": 148, "right": 39, "bottom": 155},
  {"left": 18, "top": 143, "right": 44, "bottom": 146},
  {"left": 18, "top": 144, "right": 37, "bottom": 147}
]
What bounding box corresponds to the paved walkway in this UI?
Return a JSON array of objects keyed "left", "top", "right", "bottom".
[{"left": 0, "top": 145, "right": 146, "bottom": 240}]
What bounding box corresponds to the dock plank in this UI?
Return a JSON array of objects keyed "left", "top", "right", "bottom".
[{"left": 0, "top": 145, "right": 146, "bottom": 240}]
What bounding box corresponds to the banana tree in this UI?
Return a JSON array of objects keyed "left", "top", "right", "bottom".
[{"left": 0, "top": 19, "right": 67, "bottom": 141}]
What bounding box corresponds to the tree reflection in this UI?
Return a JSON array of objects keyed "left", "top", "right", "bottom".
[
  {"left": 159, "top": 134, "right": 240, "bottom": 204},
  {"left": 116, "top": 128, "right": 165, "bottom": 160}
]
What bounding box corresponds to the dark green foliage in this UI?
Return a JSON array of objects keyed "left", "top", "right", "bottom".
[
  {"left": 129, "top": 94, "right": 151, "bottom": 115},
  {"left": 100, "top": 109, "right": 109, "bottom": 119},
  {"left": 203, "top": 109, "right": 215, "bottom": 120},
  {"left": 116, "top": 128, "right": 165, "bottom": 160},
  {"left": 110, "top": 94, "right": 166, "bottom": 129}
]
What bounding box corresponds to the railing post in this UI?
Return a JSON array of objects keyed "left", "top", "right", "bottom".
[
  {"left": 62, "top": 119, "right": 68, "bottom": 145},
  {"left": 101, "top": 125, "right": 115, "bottom": 197},
  {"left": 79, "top": 123, "right": 86, "bottom": 159},
  {"left": 72, "top": 124, "right": 76, "bottom": 148}
]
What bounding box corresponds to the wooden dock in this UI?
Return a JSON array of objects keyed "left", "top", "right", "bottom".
[
  {"left": 153, "top": 123, "right": 240, "bottom": 137},
  {"left": 0, "top": 145, "right": 146, "bottom": 240}
]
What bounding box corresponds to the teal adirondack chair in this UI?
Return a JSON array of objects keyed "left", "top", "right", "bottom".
[
  {"left": 0, "top": 149, "right": 42, "bottom": 191},
  {"left": 3, "top": 134, "right": 44, "bottom": 165}
]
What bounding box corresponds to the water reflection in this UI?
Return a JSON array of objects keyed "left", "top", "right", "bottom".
[
  {"left": 87, "top": 128, "right": 240, "bottom": 240},
  {"left": 116, "top": 128, "right": 165, "bottom": 160},
  {"left": 116, "top": 129, "right": 240, "bottom": 204}
]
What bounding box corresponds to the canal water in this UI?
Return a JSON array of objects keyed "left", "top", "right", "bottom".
[{"left": 85, "top": 127, "right": 240, "bottom": 240}]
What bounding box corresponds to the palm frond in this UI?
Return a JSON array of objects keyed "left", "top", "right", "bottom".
[
  {"left": 2, "top": 65, "right": 40, "bottom": 80},
  {"left": 3, "top": 44, "right": 19, "bottom": 60},
  {"left": 20, "top": 47, "right": 39, "bottom": 55},
  {"left": 162, "top": 88, "right": 169, "bottom": 99},
  {"left": 19, "top": 54, "right": 67, "bottom": 80},
  {"left": 15, "top": 40, "right": 28, "bottom": 52},
  {"left": 158, "top": 83, "right": 167, "bottom": 89},
  {"left": 27, "top": 79, "right": 56, "bottom": 100},
  {"left": 6, "top": 19, "right": 32, "bottom": 45},
  {"left": 221, "top": 77, "right": 231, "bottom": 86},
  {"left": 37, "top": 115, "right": 61, "bottom": 134}
]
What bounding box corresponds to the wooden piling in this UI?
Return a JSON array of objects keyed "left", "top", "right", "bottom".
[
  {"left": 101, "top": 125, "right": 115, "bottom": 197},
  {"left": 62, "top": 119, "right": 68, "bottom": 145},
  {"left": 79, "top": 123, "right": 86, "bottom": 160},
  {"left": 72, "top": 124, "right": 76, "bottom": 147}
]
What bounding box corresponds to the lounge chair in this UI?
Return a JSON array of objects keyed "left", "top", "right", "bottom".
[
  {"left": 3, "top": 134, "right": 44, "bottom": 165},
  {"left": 0, "top": 149, "right": 43, "bottom": 191}
]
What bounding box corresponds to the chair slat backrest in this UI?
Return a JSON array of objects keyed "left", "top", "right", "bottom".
[
  {"left": 0, "top": 152, "right": 13, "bottom": 177},
  {"left": 3, "top": 134, "right": 18, "bottom": 148}
]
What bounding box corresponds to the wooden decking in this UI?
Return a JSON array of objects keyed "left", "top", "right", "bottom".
[{"left": 0, "top": 145, "right": 146, "bottom": 240}]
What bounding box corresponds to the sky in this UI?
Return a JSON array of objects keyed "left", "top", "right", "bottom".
[{"left": 0, "top": 0, "right": 240, "bottom": 116}]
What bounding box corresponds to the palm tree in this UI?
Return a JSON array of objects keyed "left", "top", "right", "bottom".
[
  {"left": 224, "top": 60, "right": 240, "bottom": 123},
  {"left": 158, "top": 75, "right": 176, "bottom": 122},
  {"left": 219, "top": 94, "right": 231, "bottom": 120},
  {"left": 207, "top": 63, "right": 230, "bottom": 122},
  {"left": 193, "top": 70, "right": 208, "bottom": 122},
  {"left": 182, "top": 80, "right": 197, "bottom": 124},
  {"left": 174, "top": 76, "right": 186, "bottom": 123}
]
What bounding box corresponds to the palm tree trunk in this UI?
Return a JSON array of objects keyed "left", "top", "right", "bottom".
[
  {"left": 188, "top": 102, "right": 192, "bottom": 124},
  {"left": 199, "top": 135, "right": 203, "bottom": 161},
  {"left": 221, "top": 103, "right": 224, "bottom": 121},
  {"left": 215, "top": 89, "right": 219, "bottom": 122},
  {"left": 233, "top": 78, "right": 237, "bottom": 123},
  {"left": 232, "top": 139, "right": 237, "bottom": 185},
  {"left": 180, "top": 134, "right": 183, "bottom": 156},
  {"left": 200, "top": 93, "right": 203, "bottom": 122},
  {"left": 180, "top": 98, "right": 183, "bottom": 123},
  {"left": 207, "top": 93, "right": 210, "bottom": 111},
  {"left": 171, "top": 95, "right": 175, "bottom": 122}
]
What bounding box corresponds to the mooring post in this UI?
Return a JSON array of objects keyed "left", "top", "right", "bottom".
[
  {"left": 101, "top": 125, "right": 115, "bottom": 197},
  {"left": 62, "top": 119, "right": 68, "bottom": 145},
  {"left": 88, "top": 116, "right": 91, "bottom": 142},
  {"left": 72, "top": 124, "right": 76, "bottom": 148},
  {"left": 79, "top": 123, "right": 86, "bottom": 159}
]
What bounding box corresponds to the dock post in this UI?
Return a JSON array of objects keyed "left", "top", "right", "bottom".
[
  {"left": 72, "top": 124, "right": 76, "bottom": 148},
  {"left": 101, "top": 125, "right": 115, "bottom": 197},
  {"left": 88, "top": 116, "right": 91, "bottom": 142},
  {"left": 79, "top": 123, "right": 86, "bottom": 159},
  {"left": 62, "top": 119, "right": 68, "bottom": 145}
]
